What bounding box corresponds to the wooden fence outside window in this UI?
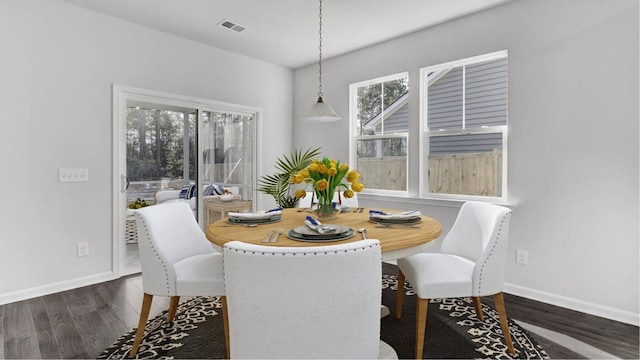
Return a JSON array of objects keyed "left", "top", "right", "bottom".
[{"left": 357, "top": 149, "right": 502, "bottom": 197}]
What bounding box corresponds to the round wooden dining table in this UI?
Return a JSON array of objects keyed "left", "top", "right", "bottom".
[{"left": 205, "top": 208, "right": 442, "bottom": 261}]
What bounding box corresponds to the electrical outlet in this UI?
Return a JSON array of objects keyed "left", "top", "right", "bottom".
[
  {"left": 77, "top": 242, "right": 89, "bottom": 257},
  {"left": 59, "top": 168, "right": 89, "bottom": 183},
  {"left": 516, "top": 249, "right": 528, "bottom": 265}
]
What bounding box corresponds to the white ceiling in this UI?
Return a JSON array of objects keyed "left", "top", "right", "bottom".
[{"left": 59, "top": 0, "right": 512, "bottom": 69}]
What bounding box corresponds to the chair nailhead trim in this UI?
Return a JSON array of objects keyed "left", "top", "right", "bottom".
[
  {"left": 477, "top": 211, "right": 511, "bottom": 294},
  {"left": 222, "top": 243, "right": 379, "bottom": 257},
  {"left": 137, "top": 214, "right": 171, "bottom": 296}
]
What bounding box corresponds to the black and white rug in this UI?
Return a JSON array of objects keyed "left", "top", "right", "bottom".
[
  {"left": 98, "top": 270, "right": 549, "bottom": 359},
  {"left": 380, "top": 273, "right": 548, "bottom": 359}
]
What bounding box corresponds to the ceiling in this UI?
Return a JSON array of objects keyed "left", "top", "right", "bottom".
[{"left": 59, "top": 0, "right": 512, "bottom": 69}]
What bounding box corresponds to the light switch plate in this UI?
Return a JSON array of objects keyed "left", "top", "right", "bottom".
[
  {"left": 77, "top": 242, "right": 89, "bottom": 257},
  {"left": 516, "top": 249, "right": 528, "bottom": 265},
  {"left": 59, "top": 168, "right": 89, "bottom": 182}
]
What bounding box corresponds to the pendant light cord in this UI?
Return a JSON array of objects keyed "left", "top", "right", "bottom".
[
  {"left": 317, "top": 0, "right": 324, "bottom": 100},
  {"left": 303, "top": 0, "right": 341, "bottom": 121}
]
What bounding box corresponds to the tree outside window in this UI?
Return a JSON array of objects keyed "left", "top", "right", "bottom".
[
  {"left": 126, "top": 107, "right": 196, "bottom": 182},
  {"left": 350, "top": 73, "right": 409, "bottom": 191}
]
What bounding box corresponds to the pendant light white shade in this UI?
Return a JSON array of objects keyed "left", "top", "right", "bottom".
[
  {"left": 303, "top": 0, "right": 340, "bottom": 122},
  {"left": 303, "top": 96, "right": 341, "bottom": 122}
]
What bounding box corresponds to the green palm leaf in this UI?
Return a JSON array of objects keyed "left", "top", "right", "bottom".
[{"left": 258, "top": 147, "right": 321, "bottom": 208}]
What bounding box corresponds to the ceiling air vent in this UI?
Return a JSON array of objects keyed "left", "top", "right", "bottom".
[{"left": 218, "top": 20, "right": 246, "bottom": 33}]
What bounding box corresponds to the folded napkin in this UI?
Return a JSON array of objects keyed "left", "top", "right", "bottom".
[
  {"left": 228, "top": 208, "right": 282, "bottom": 220},
  {"left": 304, "top": 216, "right": 337, "bottom": 234},
  {"left": 369, "top": 209, "right": 422, "bottom": 220}
]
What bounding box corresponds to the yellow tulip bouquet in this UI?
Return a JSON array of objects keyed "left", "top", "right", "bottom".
[{"left": 290, "top": 156, "right": 364, "bottom": 218}]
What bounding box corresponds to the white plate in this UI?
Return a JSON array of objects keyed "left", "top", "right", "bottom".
[
  {"left": 227, "top": 210, "right": 282, "bottom": 220},
  {"left": 291, "top": 224, "right": 350, "bottom": 237},
  {"left": 287, "top": 229, "right": 355, "bottom": 242}
]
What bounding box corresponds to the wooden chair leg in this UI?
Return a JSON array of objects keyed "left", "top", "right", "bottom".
[
  {"left": 221, "top": 296, "right": 230, "bottom": 360},
  {"left": 494, "top": 292, "right": 515, "bottom": 355},
  {"left": 167, "top": 296, "right": 180, "bottom": 322},
  {"left": 415, "top": 298, "right": 429, "bottom": 360},
  {"left": 396, "top": 270, "right": 406, "bottom": 319},
  {"left": 472, "top": 296, "right": 484, "bottom": 321},
  {"left": 130, "top": 293, "right": 153, "bottom": 358}
]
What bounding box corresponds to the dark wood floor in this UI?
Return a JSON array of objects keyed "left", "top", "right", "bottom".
[
  {"left": 484, "top": 294, "right": 639, "bottom": 359},
  {"left": 1, "top": 272, "right": 638, "bottom": 359}
]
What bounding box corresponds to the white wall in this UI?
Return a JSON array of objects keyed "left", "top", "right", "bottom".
[
  {"left": 293, "top": 0, "right": 639, "bottom": 324},
  {"left": 1, "top": 0, "right": 637, "bottom": 326},
  {"left": 0, "top": 0, "right": 292, "bottom": 301}
]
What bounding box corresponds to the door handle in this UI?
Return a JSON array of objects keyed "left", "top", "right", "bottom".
[{"left": 121, "top": 174, "right": 130, "bottom": 193}]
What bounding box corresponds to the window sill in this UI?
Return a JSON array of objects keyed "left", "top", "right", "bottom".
[{"left": 358, "top": 192, "right": 518, "bottom": 209}]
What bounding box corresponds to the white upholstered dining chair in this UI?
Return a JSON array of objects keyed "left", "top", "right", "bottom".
[
  {"left": 131, "top": 202, "right": 228, "bottom": 358},
  {"left": 333, "top": 190, "right": 359, "bottom": 208},
  {"left": 395, "top": 201, "right": 515, "bottom": 359},
  {"left": 296, "top": 191, "right": 315, "bottom": 208},
  {"left": 223, "top": 239, "right": 397, "bottom": 359}
]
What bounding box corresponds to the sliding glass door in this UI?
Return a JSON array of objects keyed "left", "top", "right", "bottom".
[
  {"left": 125, "top": 105, "right": 196, "bottom": 204},
  {"left": 197, "top": 110, "right": 255, "bottom": 226},
  {"left": 123, "top": 104, "right": 197, "bottom": 272},
  {"left": 200, "top": 111, "right": 254, "bottom": 201},
  {"left": 114, "top": 85, "right": 259, "bottom": 276}
]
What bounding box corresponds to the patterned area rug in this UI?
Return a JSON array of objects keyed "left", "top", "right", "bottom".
[
  {"left": 380, "top": 273, "right": 549, "bottom": 359},
  {"left": 98, "top": 270, "right": 549, "bottom": 359}
]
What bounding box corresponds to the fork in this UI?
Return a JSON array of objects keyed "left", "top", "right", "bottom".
[
  {"left": 220, "top": 223, "right": 258, "bottom": 227},
  {"left": 261, "top": 230, "right": 276, "bottom": 243},
  {"left": 271, "top": 229, "right": 284, "bottom": 243},
  {"left": 375, "top": 224, "right": 421, "bottom": 229}
]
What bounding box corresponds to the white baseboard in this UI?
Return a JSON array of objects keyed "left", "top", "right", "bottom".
[
  {"left": 0, "top": 271, "right": 116, "bottom": 306},
  {"left": 2, "top": 269, "right": 637, "bottom": 327},
  {"left": 504, "top": 282, "right": 639, "bottom": 326},
  {"left": 386, "top": 261, "right": 638, "bottom": 325}
]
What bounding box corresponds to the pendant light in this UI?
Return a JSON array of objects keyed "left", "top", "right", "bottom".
[{"left": 303, "top": 0, "right": 341, "bottom": 122}]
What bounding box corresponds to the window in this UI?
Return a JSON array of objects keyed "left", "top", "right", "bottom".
[
  {"left": 422, "top": 50, "right": 508, "bottom": 199},
  {"left": 125, "top": 106, "right": 255, "bottom": 202},
  {"left": 350, "top": 72, "right": 409, "bottom": 192},
  {"left": 125, "top": 105, "right": 196, "bottom": 202},
  {"left": 201, "top": 110, "right": 254, "bottom": 195}
]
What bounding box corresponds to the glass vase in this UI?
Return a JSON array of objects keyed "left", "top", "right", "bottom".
[{"left": 315, "top": 197, "right": 337, "bottom": 220}]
